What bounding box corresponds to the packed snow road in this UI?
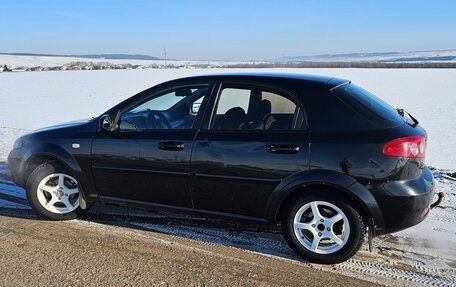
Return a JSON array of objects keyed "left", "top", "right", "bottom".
[
  {"left": 0, "top": 211, "right": 383, "bottom": 287},
  {"left": 0, "top": 162, "right": 455, "bottom": 287}
]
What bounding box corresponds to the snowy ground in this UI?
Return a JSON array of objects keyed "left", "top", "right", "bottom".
[{"left": 0, "top": 68, "right": 455, "bottom": 286}]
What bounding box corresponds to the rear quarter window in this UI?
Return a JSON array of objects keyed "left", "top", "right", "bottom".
[
  {"left": 296, "top": 83, "right": 395, "bottom": 133},
  {"left": 332, "top": 84, "right": 403, "bottom": 127}
]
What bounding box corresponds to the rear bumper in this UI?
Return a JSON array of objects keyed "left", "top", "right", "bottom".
[{"left": 369, "top": 166, "right": 435, "bottom": 235}]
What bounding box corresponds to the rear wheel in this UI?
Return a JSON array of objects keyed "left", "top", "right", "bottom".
[
  {"left": 281, "top": 189, "right": 365, "bottom": 264},
  {"left": 26, "top": 161, "right": 84, "bottom": 220}
]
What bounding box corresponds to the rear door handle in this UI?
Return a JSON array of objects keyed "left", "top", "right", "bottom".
[
  {"left": 158, "top": 141, "right": 184, "bottom": 151},
  {"left": 266, "top": 144, "right": 300, "bottom": 154}
]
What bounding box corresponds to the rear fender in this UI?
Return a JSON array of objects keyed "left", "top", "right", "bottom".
[{"left": 265, "top": 169, "right": 385, "bottom": 234}]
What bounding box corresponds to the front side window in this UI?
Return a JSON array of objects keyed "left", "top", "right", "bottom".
[
  {"left": 120, "top": 86, "right": 209, "bottom": 131},
  {"left": 211, "top": 86, "right": 305, "bottom": 131}
]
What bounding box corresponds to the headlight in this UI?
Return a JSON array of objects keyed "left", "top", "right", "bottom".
[{"left": 13, "top": 138, "right": 23, "bottom": 150}]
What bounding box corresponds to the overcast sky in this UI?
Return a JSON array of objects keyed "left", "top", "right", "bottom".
[{"left": 1, "top": 0, "right": 456, "bottom": 60}]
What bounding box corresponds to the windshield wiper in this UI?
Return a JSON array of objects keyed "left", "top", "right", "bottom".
[{"left": 397, "top": 108, "right": 419, "bottom": 127}]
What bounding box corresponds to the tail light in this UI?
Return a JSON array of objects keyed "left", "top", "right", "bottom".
[{"left": 383, "top": 136, "right": 426, "bottom": 158}]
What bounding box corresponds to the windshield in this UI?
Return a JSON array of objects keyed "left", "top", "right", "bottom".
[
  {"left": 130, "top": 88, "right": 200, "bottom": 113},
  {"left": 332, "top": 84, "right": 404, "bottom": 127}
]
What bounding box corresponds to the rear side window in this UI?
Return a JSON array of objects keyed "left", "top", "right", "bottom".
[
  {"left": 211, "top": 87, "right": 305, "bottom": 131},
  {"left": 261, "top": 91, "right": 296, "bottom": 113},
  {"left": 332, "top": 84, "right": 403, "bottom": 127}
]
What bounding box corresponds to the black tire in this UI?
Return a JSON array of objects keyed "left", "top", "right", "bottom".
[
  {"left": 25, "top": 160, "right": 85, "bottom": 220},
  {"left": 281, "top": 189, "right": 365, "bottom": 264}
]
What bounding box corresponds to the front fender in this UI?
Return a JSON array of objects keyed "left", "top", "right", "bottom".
[
  {"left": 264, "top": 169, "right": 385, "bottom": 233},
  {"left": 20, "top": 143, "right": 93, "bottom": 203},
  {"left": 22, "top": 143, "right": 82, "bottom": 175}
]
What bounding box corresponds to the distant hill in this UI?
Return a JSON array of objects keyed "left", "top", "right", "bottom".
[
  {"left": 279, "top": 49, "right": 456, "bottom": 63},
  {"left": 0, "top": 52, "right": 162, "bottom": 61}
]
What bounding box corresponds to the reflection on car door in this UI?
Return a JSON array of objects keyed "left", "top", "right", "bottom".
[{"left": 92, "top": 131, "right": 142, "bottom": 202}]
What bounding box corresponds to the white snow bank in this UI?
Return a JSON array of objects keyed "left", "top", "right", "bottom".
[{"left": 0, "top": 127, "right": 27, "bottom": 161}]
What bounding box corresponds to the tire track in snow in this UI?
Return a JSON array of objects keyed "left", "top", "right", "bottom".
[
  {"left": 130, "top": 222, "right": 294, "bottom": 257},
  {"left": 337, "top": 259, "right": 456, "bottom": 287}
]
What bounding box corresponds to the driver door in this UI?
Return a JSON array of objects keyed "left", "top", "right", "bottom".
[{"left": 92, "top": 82, "right": 213, "bottom": 208}]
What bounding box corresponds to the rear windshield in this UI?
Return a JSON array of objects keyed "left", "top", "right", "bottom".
[{"left": 332, "top": 83, "right": 404, "bottom": 127}]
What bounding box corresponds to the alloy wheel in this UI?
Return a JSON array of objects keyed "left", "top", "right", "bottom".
[
  {"left": 36, "top": 173, "right": 80, "bottom": 214},
  {"left": 293, "top": 200, "right": 350, "bottom": 254}
]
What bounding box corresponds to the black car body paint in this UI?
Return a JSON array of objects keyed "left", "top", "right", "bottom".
[{"left": 8, "top": 73, "right": 434, "bottom": 237}]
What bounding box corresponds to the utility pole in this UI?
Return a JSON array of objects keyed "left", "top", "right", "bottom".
[{"left": 163, "top": 48, "right": 167, "bottom": 67}]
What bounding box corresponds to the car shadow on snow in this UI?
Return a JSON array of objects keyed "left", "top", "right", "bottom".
[
  {"left": 0, "top": 201, "right": 300, "bottom": 261},
  {"left": 0, "top": 160, "right": 300, "bottom": 262}
]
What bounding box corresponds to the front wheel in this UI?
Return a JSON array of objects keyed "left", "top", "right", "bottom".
[
  {"left": 26, "top": 161, "right": 84, "bottom": 220},
  {"left": 282, "top": 189, "right": 365, "bottom": 264}
]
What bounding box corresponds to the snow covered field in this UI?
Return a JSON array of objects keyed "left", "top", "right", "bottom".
[
  {"left": 0, "top": 68, "right": 455, "bottom": 168},
  {"left": 0, "top": 68, "right": 455, "bottom": 286}
]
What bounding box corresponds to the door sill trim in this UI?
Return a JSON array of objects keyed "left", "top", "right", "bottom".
[{"left": 97, "top": 195, "right": 269, "bottom": 223}]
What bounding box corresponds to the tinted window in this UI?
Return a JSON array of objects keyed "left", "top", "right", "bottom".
[
  {"left": 261, "top": 91, "right": 296, "bottom": 113},
  {"left": 131, "top": 92, "right": 181, "bottom": 112},
  {"left": 211, "top": 87, "right": 305, "bottom": 131},
  {"left": 120, "top": 86, "right": 208, "bottom": 131},
  {"left": 216, "top": 88, "right": 250, "bottom": 115},
  {"left": 332, "top": 84, "right": 403, "bottom": 126}
]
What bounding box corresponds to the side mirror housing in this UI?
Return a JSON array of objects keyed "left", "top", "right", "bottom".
[{"left": 99, "top": 114, "right": 114, "bottom": 131}]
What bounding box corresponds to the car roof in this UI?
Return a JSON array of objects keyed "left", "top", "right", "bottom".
[
  {"left": 104, "top": 73, "right": 349, "bottom": 116},
  {"left": 178, "top": 72, "right": 349, "bottom": 89}
]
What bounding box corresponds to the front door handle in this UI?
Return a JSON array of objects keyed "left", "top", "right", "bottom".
[
  {"left": 158, "top": 141, "right": 184, "bottom": 151},
  {"left": 266, "top": 144, "right": 300, "bottom": 154}
]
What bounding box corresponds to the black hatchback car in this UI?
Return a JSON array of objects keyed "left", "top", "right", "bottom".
[{"left": 8, "top": 73, "right": 435, "bottom": 263}]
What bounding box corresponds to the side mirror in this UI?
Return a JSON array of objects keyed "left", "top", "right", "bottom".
[{"left": 99, "top": 114, "right": 114, "bottom": 131}]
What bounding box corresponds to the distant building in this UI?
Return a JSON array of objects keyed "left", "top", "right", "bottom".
[
  {"left": 70, "top": 65, "right": 83, "bottom": 70},
  {"left": 12, "top": 67, "right": 27, "bottom": 72},
  {"left": 2, "top": 65, "right": 12, "bottom": 72},
  {"left": 30, "top": 66, "right": 44, "bottom": 72},
  {"left": 133, "top": 64, "right": 145, "bottom": 69}
]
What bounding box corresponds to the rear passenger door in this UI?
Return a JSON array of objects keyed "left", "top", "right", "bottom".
[{"left": 190, "top": 82, "right": 310, "bottom": 219}]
